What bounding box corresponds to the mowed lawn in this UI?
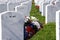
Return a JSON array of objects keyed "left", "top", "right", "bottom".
[{"left": 29, "top": 3, "right": 56, "bottom": 40}]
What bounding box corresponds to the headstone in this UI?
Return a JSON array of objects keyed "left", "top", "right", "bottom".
[
  {"left": 15, "top": 5, "right": 29, "bottom": 17},
  {"left": 41, "top": 0, "right": 51, "bottom": 16},
  {"left": 56, "top": 10, "right": 60, "bottom": 40},
  {"left": 1, "top": 11, "right": 24, "bottom": 40},
  {"left": 15, "top": 0, "right": 32, "bottom": 16},
  {"left": 45, "top": 4, "right": 57, "bottom": 24},
  {"left": 21, "top": 0, "right": 32, "bottom": 16},
  {"left": 7, "top": 2, "right": 21, "bottom": 11},
  {"left": 0, "top": 0, "right": 8, "bottom": 13},
  {"left": 39, "top": 0, "right": 56, "bottom": 16},
  {"left": 42, "top": 2, "right": 49, "bottom": 16},
  {"left": 0, "top": 3, "right": 7, "bottom": 13},
  {"left": 55, "top": 1, "right": 60, "bottom": 10},
  {"left": 39, "top": 0, "right": 51, "bottom": 13}
]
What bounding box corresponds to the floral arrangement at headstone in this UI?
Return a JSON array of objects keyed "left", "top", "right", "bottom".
[{"left": 24, "top": 16, "right": 43, "bottom": 40}]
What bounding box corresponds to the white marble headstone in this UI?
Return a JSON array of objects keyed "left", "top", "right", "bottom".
[
  {"left": 0, "top": 0, "right": 8, "bottom": 13},
  {"left": 15, "top": 5, "right": 29, "bottom": 17},
  {"left": 22, "top": 0, "right": 32, "bottom": 16},
  {"left": 39, "top": 0, "right": 51, "bottom": 13},
  {"left": 42, "top": 2, "right": 49, "bottom": 16},
  {"left": 55, "top": 1, "right": 60, "bottom": 10},
  {"left": 39, "top": 0, "right": 56, "bottom": 16},
  {"left": 2, "top": 11, "right": 24, "bottom": 40},
  {"left": 7, "top": 2, "right": 21, "bottom": 11},
  {"left": 56, "top": 10, "right": 60, "bottom": 40},
  {"left": 41, "top": 0, "right": 51, "bottom": 16},
  {"left": 0, "top": 3, "right": 7, "bottom": 13},
  {"left": 45, "top": 4, "right": 57, "bottom": 24},
  {"left": 15, "top": 0, "right": 32, "bottom": 16}
]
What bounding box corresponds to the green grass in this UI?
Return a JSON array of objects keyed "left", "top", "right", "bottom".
[
  {"left": 30, "top": 3, "right": 56, "bottom": 40},
  {"left": 30, "top": 4, "right": 45, "bottom": 24}
]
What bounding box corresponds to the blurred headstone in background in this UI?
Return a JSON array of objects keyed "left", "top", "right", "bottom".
[
  {"left": 15, "top": 0, "right": 32, "bottom": 17},
  {"left": 45, "top": 3, "right": 57, "bottom": 24},
  {"left": 0, "top": 0, "right": 8, "bottom": 13},
  {"left": 7, "top": 2, "right": 21, "bottom": 11}
]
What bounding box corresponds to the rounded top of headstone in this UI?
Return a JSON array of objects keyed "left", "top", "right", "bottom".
[{"left": 1, "top": 12, "right": 24, "bottom": 24}]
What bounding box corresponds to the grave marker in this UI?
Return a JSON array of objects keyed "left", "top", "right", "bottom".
[
  {"left": 21, "top": 0, "right": 32, "bottom": 16},
  {"left": 0, "top": 3, "right": 7, "bottom": 13},
  {"left": 0, "top": 0, "right": 8, "bottom": 13},
  {"left": 15, "top": 5, "right": 28, "bottom": 16},
  {"left": 42, "top": 2, "right": 49, "bottom": 16},
  {"left": 7, "top": 2, "right": 21, "bottom": 11},
  {"left": 1, "top": 11, "right": 24, "bottom": 40},
  {"left": 15, "top": 0, "right": 32, "bottom": 16},
  {"left": 45, "top": 4, "right": 57, "bottom": 24},
  {"left": 56, "top": 10, "right": 60, "bottom": 40},
  {"left": 55, "top": 0, "right": 60, "bottom": 10},
  {"left": 39, "top": 0, "right": 56, "bottom": 16}
]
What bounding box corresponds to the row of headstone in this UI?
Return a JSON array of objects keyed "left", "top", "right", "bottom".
[
  {"left": 41, "top": 0, "right": 54, "bottom": 16},
  {"left": 45, "top": 0, "right": 60, "bottom": 24},
  {"left": 34, "top": 0, "right": 56, "bottom": 23},
  {"left": 39, "top": 0, "right": 56, "bottom": 16},
  {"left": 15, "top": 0, "right": 32, "bottom": 16},
  {"left": 0, "top": 0, "right": 32, "bottom": 40},
  {"left": 34, "top": 0, "right": 60, "bottom": 24},
  {"left": 34, "top": 0, "right": 52, "bottom": 16},
  {"left": 0, "top": 0, "right": 32, "bottom": 13},
  {"left": 7, "top": 2, "right": 21, "bottom": 11}
]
